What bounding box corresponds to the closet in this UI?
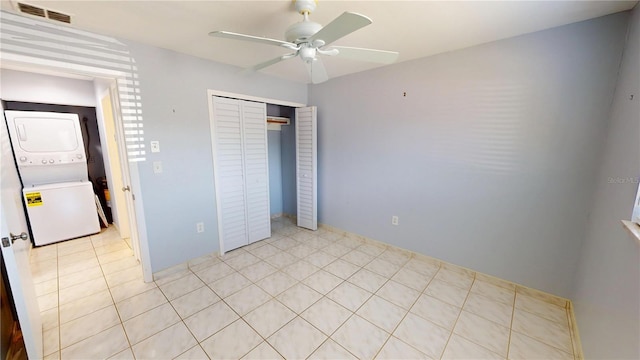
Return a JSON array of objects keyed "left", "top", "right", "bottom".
[{"left": 210, "top": 95, "right": 317, "bottom": 254}]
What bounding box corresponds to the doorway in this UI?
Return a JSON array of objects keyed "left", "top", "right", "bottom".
[{"left": 0, "top": 67, "right": 151, "bottom": 281}]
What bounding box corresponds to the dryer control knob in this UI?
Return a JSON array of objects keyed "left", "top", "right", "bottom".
[
  {"left": 76, "top": 154, "right": 82, "bottom": 159},
  {"left": 41, "top": 159, "right": 47, "bottom": 164},
  {"left": 19, "top": 156, "right": 27, "bottom": 162},
  {"left": 49, "top": 159, "right": 55, "bottom": 164}
]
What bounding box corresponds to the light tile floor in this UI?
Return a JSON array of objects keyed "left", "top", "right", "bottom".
[{"left": 31, "top": 219, "right": 578, "bottom": 359}]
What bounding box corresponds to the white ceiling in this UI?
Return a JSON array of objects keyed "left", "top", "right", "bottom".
[{"left": 1, "top": 0, "right": 637, "bottom": 84}]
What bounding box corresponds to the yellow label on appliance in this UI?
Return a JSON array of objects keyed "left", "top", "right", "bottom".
[{"left": 25, "top": 192, "right": 43, "bottom": 207}]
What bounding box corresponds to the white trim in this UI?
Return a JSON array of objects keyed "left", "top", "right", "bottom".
[
  {"left": 0, "top": 53, "right": 131, "bottom": 80},
  {"left": 207, "top": 95, "right": 226, "bottom": 256},
  {"left": 207, "top": 89, "right": 306, "bottom": 108}
]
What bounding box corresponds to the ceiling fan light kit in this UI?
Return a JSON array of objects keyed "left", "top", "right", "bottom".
[{"left": 209, "top": 0, "right": 399, "bottom": 84}]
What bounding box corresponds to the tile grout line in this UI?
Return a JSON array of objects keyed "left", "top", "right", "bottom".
[
  {"left": 506, "top": 280, "right": 518, "bottom": 360},
  {"left": 191, "top": 259, "right": 277, "bottom": 357},
  {"left": 54, "top": 243, "right": 61, "bottom": 359},
  {"left": 370, "top": 261, "right": 439, "bottom": 359},
  {"left": 190, "top": 259, "right": 289, "bottom": 359},
  {"left": 92, "top": 232, "right": 136, "bottom": 359},
  {"left": 155, "top": 272, "right": 204, "bottom": 360},
  {"left": 436, "top": 268, "right": 475, "bottom": 359},
  {"left": 195, "top": 231, "right": 358, "bottom": 359}
]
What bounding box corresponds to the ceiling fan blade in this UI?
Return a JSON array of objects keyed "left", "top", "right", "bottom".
[
  {"left": 308, "top": 12, "right": 372, "bottom": 46},
  {"left": 304, "top": 59, "right": 329, "bottom": 84},
  {"left": 209, "top": 31, "right": 297, "bottom": 49},
  {"left": 331, "top": 46, "right": 399, "bottom": 64},
  {"left": 244, "top": 53, "right": 296, "bottom": 73}
]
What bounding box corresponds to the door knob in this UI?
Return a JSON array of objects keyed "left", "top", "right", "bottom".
[
  {"left": 122, "top": 186, "right": 131, "bottom": 192},
  {"left": 2, "top": 232, "right": 28, "bottom": 247},
  {"left": 10, "top": 232, "right": 28, "bottom": 242}
]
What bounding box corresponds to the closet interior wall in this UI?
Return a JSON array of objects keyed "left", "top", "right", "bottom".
[{"left": 266, "top": 104, "right": 297, "bottom": 220}]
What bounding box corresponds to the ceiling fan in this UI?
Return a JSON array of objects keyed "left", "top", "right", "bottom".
[{"left": 209, "top": 0, "right": 399, "bottom": 84}]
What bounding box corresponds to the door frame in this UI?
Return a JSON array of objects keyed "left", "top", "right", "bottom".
[
  {"left": 1, "top": 60, "right": 153, "bottom": 282},
  {"left": 207, "top": 89, "right": 305, "bottom": 255},
  {"left": 98, "top": 83, "right": 143, "bottom": 264}
]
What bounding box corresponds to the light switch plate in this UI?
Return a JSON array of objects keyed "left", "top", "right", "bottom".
[
  {"left": 150, "top": 141, "right": 160, "bottom": 153},
  {"left": 153, "top": 161, "right": 162, "bottom": 174}
]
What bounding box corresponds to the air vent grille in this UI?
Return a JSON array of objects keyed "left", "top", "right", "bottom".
[
  {"left": 17, "top": 3, "right": 71, "bottom": 24},
  {"left": 46, "top": 10, "right": 70, "bottom": 24},
  {"left": 18, "top": 3, "right": 45, "bottom": 18}
]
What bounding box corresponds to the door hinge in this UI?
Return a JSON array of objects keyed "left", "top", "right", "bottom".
[
  {"left": 2, "top": 237, "right": 10, "bottom": 247},
  {"left": 132, "top": 194, "right": 135, "bottom": 201}
]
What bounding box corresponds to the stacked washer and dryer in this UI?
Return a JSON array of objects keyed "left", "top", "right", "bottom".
[{"left": 5, "top": 110, "right": 101, "bottom": 246}]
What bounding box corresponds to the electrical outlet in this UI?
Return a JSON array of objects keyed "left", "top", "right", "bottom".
[
  {"left": 150, "top": 141, "right": 160, "bottom": 153},
  {"left": 153, "top": 161, "right": 162, "bottom": 174},
  {"left": 392, "top": 216, "right": 399, "bottom": 226},
  {"left": 196, "top": 222, "right": 204, "bottom": 233}
]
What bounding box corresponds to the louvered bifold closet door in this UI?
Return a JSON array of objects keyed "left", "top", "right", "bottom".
[
  {"left": 295, "top": 106, "right": 318, "bottom": 230},
  {"left": 241, "top": 101, "right": 271, "bottom": 243},
  {"left": 212, "top": 97, "right": 248, "bottom": 252}
]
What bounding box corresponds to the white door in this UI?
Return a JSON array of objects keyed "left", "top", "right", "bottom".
[
  {"left": 211, "top": 97, "right": 270, "bottom": 253},
  {"left": 109, "top": 85, "right": 140, "bottom": 258},
  {"left": 242, "top": 101, "right": 271, "bottom": 243},
  {"left": 1, "top": 109, "right": 43, "bottom": 359},
  {"left": 212, "top": 97, "right": 249, "bottom": 253},
  {"left": 295, "top": 106, "right": 318, "bottom": 230},
  {"left": 100, "top": 89, "right": 131, "bottom": 239}
]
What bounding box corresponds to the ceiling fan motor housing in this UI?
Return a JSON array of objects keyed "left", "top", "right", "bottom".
[{"left": 285, "top": 19, "right": 322, "bottom": 43}]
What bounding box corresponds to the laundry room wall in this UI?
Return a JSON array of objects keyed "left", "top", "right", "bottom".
[{"left": 0, "top": 69, "right": 96, "bottom": 107}]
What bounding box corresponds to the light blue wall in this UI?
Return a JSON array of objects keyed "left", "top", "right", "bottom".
[
  {"left": 308, "top": 13, "right": 629, "bottom": 297},
  {"left": 123, "top": 41, "right": 307, "bottom": 272},
  {"left": 571, "top": 6, "right": 639, "bottom": 358},
  {"left": 266, "top": 104, "right": 297, "bottom": 218},
  {"left": 281, "top": 113, "right": 297, "bottom": 217},
  {"left": 268, "top": 130, "right": 283, "bottom": 216}
]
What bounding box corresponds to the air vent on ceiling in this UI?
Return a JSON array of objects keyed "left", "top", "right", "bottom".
[
  {"left": 17, "top": 3, "right": 44, "bottom": 18},
  {"left": 16, "top": 2, "right": 71, "bottom": 24},
  {"left": 46, "top": 10, "right": 70, "bottom": 24}
]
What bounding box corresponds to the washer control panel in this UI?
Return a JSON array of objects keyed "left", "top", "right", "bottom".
[{"left": 18, "top": 153, "right": 85, "bottom": 167}]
